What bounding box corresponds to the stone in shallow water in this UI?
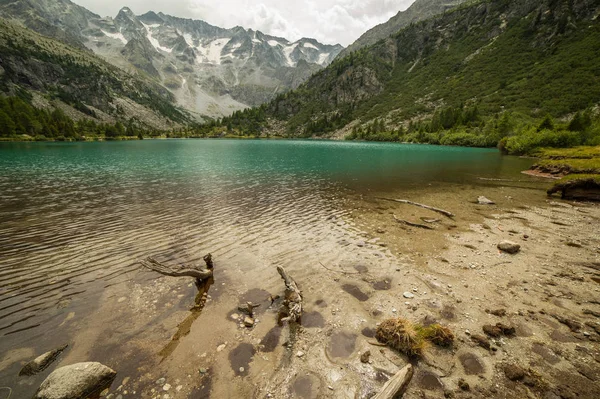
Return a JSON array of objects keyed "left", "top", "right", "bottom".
[
  {"left": 19, "top": 344, "right": 68, "bottom": 376},
  {"left": 34, "top": 362, "right": 116, "bottom": 399},
  {"left": 403, "top": 292, "right": 415, "bottom": 299},
  {"left": 478, "top": 196, "right": 495, "bottom": 205}
]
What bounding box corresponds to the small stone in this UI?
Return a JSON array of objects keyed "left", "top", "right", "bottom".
[
  {"left": 503, "top": 364, "right": 526, "bottom": 381},
  {"left": 199, "top": 368, "right": 207, "bottom": 374},
  {"left": 163, "top": 383, "right": 171, "bottom": 391},
  {"left": 156, "top": 378, "right": 166, "bottom": 385},
  {"left": 458, "top": 378, "right": 470, "bottom": 391},
  {"left": 392, "top": 308, "right": 397, "bottom": 313},
  {"left": 231, "top": 314, "right": 239, "bottom": 320},
  {"left": 360, "top": 350, "right": 371, "bottom": 363},
  {"left": 296, "top": 351, "right": 305, "bottom": 358},
  {"left": 239, "top": 367, "right": 244, "bottom": 373},
  {"left": 176, "top": 386, "right": 183, "bottom": 392},
  {"left": 403, "top": 292, "right": 415, "bottom": 299},
  {"left": 471, "top": 334, "right": 491, "bottom": 350},
  {"left": 498, "top": 241, "right": 521, "bottom": 254},
  {"left": 243, "top": 317, "right": 255, "bottom": 328},
  {"left": 478, "top": 196, "right": 495, "bottom": 205},
  {"left": 217, "top": 343, "right": 227, "bottom": 352}
]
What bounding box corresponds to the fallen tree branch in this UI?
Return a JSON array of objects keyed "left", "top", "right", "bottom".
[
  {"left": 393, "top": 215, "right": 434, "bottom": 230},
  {"left": 277, "top": 266, "right": 303, "bottom": 324},
  {"left": 141, "top": 255, "right": 213, "bottom": 285},
  {"left": 376, "top": 197, "right": 455, "bottom": 218},
  {"left": 372, "top": 364, "right": 414, "bottom": 399}
]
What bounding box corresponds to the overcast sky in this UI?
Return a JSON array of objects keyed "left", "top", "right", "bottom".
[{"left": 73, "top": 0, "right": 416, "bottom": 46}]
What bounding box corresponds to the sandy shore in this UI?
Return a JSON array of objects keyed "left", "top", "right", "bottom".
[{"left": 4, "top": 183, "right": 599, "bottom": 398}]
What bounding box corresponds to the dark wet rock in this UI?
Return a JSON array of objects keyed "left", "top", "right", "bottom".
[
  {"left": 372, "top": 279, "right": 392, "bottom": 291},
  {"left": 486, "top": 308, "right": 507, "bottom": 317},
  {"left": 478, "top": 196, "right": 495, "bottom": 205},
  {"left": 458, "top": 378, "right": 470, "bottom": 391},
  {"left": 532, "top": 343, "right": 560, "bottom": 364},
  {"left": 341, "top": 284, "right": 369, "bottom": 302},
  {"left": 353, "top": 265, "right": 369, "bottom": 274},
  {"left": 421, "top": 314, "right": 438, "bottom": 326},
  {"left": 34, "top": 362, "right": 116, "bottom": 399},
  {"left": 302, "top": 311, "right": 325, "bottom": 328},
  {"left": 483, "top": 323, "right": 515, "bottom": 337},
  {"left": 260, "top": 326, "right": 283, "bottom": 352},
  {"left": 315, "top": 299, "right": 327, "bottom": 308},
  {"left": 416, "top": 370, "right": 444, "bottom": 391},
  {"left": 361, "top": 327, "right": 376, "bottom": 338},
  {"left": 360, "top": 350, "right": 371, "bottom": 363},
  {"left": 229, "top": 343, "right": 255, "bottom": 377},
  {"left": 20, "top": 345, "right": 68, "bottom": 376},
  {"left": 498, "top": 240, "right": 521, "bottom": 254},
  {"left": 503, "top": 364, "right": 526, "bottom": 381},
  {"left": 291, "top": 373, "right": 321, "bottom": 399},
  {"left": 551, "top": 314, "right": 582, "bottom": 332},
  {"left": 459, "top": 353, "right": 485, "bottom": 375},
  {"left": 471, "top": 334, "right": 491, "bottom": 350},
  {"left": 458, "top": 353, "right": 485, "bottom": 375},
  {"left": 327, "top": 331, "right": 356, "bottom": 359}
]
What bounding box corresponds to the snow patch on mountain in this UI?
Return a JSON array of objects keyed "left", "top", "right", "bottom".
[{"left": 101, "top": 29, "right": 127, "bottom": 45}]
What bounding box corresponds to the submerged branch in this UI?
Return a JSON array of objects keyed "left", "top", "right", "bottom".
[
  {"left": 393, "top": 215, "right": 435, "bottom": 230},
  {"left": 376, "top": 197, "right": 455, "bottom": 218}
]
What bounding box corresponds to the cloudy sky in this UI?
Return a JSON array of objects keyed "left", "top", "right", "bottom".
[{"left": 73, "top": 0, "right": 416, "bottom": 46}]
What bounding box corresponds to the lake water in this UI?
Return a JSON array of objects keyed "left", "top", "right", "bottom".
[{"left": 0, "top": 139, "right": 541, "bottom": 396}]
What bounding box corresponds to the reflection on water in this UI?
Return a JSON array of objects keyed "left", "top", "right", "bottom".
[{"left": 0, "top": 140, "right": 537, "bottom": 385}]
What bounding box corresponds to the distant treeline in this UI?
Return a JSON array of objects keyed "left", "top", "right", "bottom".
[{"left": 0, "top": 95, "right": 154, "bottom": 140}]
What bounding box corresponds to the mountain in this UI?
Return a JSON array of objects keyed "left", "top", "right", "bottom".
[
  {"left": 0, "top": 17, "right": 189, "bottom": 129},
  {"left": 337, "top": 0, "right": 465, "bottom": 59},
  {"left": 215, "top": 0, "right": 600, "bottom": 144},
  {"left": 0, "top": 0, "right": 344, "bottom": 119}
]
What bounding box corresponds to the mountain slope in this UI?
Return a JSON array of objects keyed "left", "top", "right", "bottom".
[
  {"left": 0, "top": 17, "right": 189, "bottom": 128},
  {"left": 218, "top": 0, "right": 600, "bottom": 141},
  {"left": 337, "top": 0, "right": 465, "bottom": 59},
  {"left": 0, "top": 0, "right": 344, "bottom": 118}
]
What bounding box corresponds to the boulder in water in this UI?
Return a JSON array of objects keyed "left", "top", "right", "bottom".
[
  {"left": 34, "top": 362, "right": 116, "bottom": 399},
  {"left": 19, "top": 345, "right": 68, "bottom": 376}
]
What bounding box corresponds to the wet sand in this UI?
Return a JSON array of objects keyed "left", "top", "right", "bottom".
[{"left": 3, "top": 179, "right": 598, "bottom": 399}]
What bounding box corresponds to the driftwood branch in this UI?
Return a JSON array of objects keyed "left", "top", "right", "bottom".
[
  {"left": 277, "top": 266, "right": 303, "bottom": 324},
  {"left": 393, "top": 215, "right": 434, "bottom": 230},
  {"left": 376, "top": 198, "right": 454, "bottom": 218},
  {"left": 141, "top": 255, "right": 213, "bottom": 283},
  {"left": 372, "top": 364, "right": 414, "bottom": 399}
]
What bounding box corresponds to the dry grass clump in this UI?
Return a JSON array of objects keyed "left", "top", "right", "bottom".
[
  {"left": 375, "top": 318, "right": 454, "bottom": 357},
  {"left": 420, "top": 324, "right": 455, "bottom": 347},
  {"left": 375, "top": 318, "right": 428, "bottom": 358}
]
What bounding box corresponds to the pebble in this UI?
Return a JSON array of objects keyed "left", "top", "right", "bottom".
[
  {"left": 163, "top": 384, "right": 171, "bottom": 391},
  {"left": 403, "top": 292, "right": 415, "bottom": 299},
  {"left": 239, "top": 367, "right": 244, "bottom": 373},
  {"left": 199, "top": 368, "right": 208, "bottom": 374},
  {"left": 217, "top": 343, "right": 227, "bottom": 352},
  {"left": 156, "top": 378, "right": 166, "bottom": 385},
  {"left": 392, "top": 308, "right": 397, "bottom": 313},
  {"left": 296, "top": 351, "right": 305, "bottom": 358},
  {"left": 231, "top": 313, "right": 239, "bottom": 320}
]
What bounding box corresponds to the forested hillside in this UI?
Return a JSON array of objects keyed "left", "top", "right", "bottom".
[
  {"left": 0, "top": 17, "right": 190, "bottom": 139},
  {"left": 206, "top": 0, "right": 600, "bottom": 153}
]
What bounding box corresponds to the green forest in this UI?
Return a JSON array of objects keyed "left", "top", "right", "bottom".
[{"left": 0, "top": 95, "right": 153, "bottom": 140}]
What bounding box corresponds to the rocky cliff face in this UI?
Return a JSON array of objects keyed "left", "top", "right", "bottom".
[
  {"left": 337, "top": 0, "right": 465, "bottom": 59},
  {"left": 0, "top": 0, "right": 344, "bottom": 119}
]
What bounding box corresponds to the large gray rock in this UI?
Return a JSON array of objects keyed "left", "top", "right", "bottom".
[
  {"left": 19, "top": 344, "right": 68, "bottom": 376},
  {"left": 497, "top": 240, "right": 521, "bottom": 254},
  {"left": 34, "top": 362, "right": 116, "bottom": 399}
]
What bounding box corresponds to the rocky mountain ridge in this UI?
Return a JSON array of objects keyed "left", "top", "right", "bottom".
[{"left": 0, "top": 0, "right": 344, "bottom": 119}]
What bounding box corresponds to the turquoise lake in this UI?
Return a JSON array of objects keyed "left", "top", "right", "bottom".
[{"left": 0, "top": 139, "right": 543, "bottom": 395}]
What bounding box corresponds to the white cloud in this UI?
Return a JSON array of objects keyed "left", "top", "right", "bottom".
[{"left": 72, "top": 0, "right": 416, "bottom": 46}]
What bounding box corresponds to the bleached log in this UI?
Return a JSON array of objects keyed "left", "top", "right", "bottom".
[{"left": 372, "top": 364, "right": 414, "bottom": 399}]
